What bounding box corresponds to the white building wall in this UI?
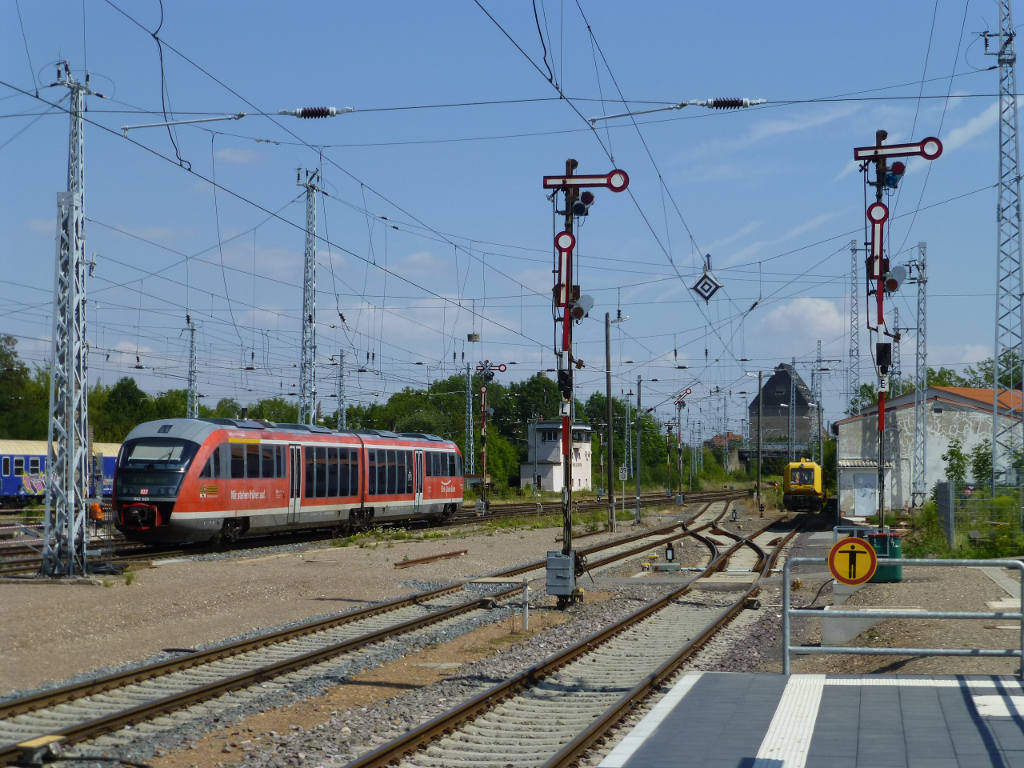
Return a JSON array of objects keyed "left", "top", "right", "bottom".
[
  {"left": 520, "top": 422, "right": 592, "bottom": 492},
  {"left": 837, "top": 398, "right": 1012, "bottom": 513}
]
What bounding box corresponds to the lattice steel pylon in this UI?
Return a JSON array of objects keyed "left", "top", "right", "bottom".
[
  {"left": 337, "top": 349, "right": 346, "bottom": 429},
  {"left": 813, "top": 341, "right": 823, "bottom": 463},
  {"left": 848, "top": 239, "right": 860, "bottom": 414},
  {"left": 42, "top": 64, "right": 92, "bottom": 577},
  {"left": 788, "top": 357, "right": 796, "bottom": 461},
  {"left": 465, "top": 364, "right": 474, "bottom": 475},
  {"left": 297, "top": 170, "right": 320, "bottom": 426},
  {"left": 988, "top": 4, "right": 1024, "bottom": 488},
  {"left": 911, "top": 243, "right": 928, "bottom": 507},
  {"left": 186, "top": 315, "right": 198, "bottom": 418}
]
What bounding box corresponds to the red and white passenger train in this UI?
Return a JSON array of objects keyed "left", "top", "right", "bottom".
[{"left": 114, "top": 417, "right": 464, "bottom": 544}]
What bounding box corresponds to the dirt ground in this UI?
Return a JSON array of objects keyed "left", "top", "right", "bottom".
[
  {"left": 0, "top": 523, "right": 638, "bottom": 695},
  {"left": 147, "top": 594, "right": 608, "bottom": 768}
]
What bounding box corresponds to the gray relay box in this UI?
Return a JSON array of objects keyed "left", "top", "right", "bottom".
[{"left": 546, "top": 550, "right": 575, "bottom": 597}]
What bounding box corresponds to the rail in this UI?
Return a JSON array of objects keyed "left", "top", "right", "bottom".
[{"left": 782, "top": 557, "right": 1024, "bottom": 679}]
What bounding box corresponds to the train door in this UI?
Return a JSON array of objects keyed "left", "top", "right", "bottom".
[
  {"left": 414, "top": 450, "right": 424, "bottom": 513},
  {"left": 288, "top": 444, "right": 302, "bottom": 524}
]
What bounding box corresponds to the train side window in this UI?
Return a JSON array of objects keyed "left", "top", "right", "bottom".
[
  {"left": 367, "top": 450, "right": 376, "bottom": 495},
  {"left": 338, "top": 449, "right": 350, "bottom": 496},
  {"left": 313, "top": 446, "right": 326, "bottom": 497},
  {"left": 13, "top": 458, "right": 24, "bottom": 476},
  {"left": 327, "top": 447, "right": 339, "bottom": 496},
  {"left": 305, "top": 448, "right": 315, "bottom": 497},
  {"left": 28, "top": 457, "right": 40, "bottom": 474},
  {"left": 398, "top": 451, "right": 409, "bottom": 494},
  {"left": 261, "top": 445, "right": 275, "bottom": 478},
  {"left": 379, "top": 450, "right": 389, "bottom": 495},
  {"left": 246, "top": 444, "right": 261, "bottom": 478},
  {"left": 424, "top": 452, "right": 433, "bottom": 477},
  {"left": 384, "top": 449, "right": 394, "bottom": 494},
  {"left": 455, "top": 453, "right": 462, "bottom": 477},
  {"left": 447, "top": 453, "right": 456, "bottom": 477},
  {"left": 2, "top": 457, "right": 9, "bottom": 476},
  {"left": 230, "top": 444, "right": 245, "bottom": 478},
  {"left": 200, "top": 455, "right": 211, "bottom": 478},
  {"left": 350, "top": 449, "right": 360, "bottom": 495}
]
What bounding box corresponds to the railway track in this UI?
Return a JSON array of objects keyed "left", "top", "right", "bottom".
[
  {"left": 0, "top": 489, "right": 745, "bottom": 577},
  {"left": 344, "top": 508, "right": 798, "bottom": 768},
  {"left": 0, "top": 504, "right": 738, "bottom": 765}
]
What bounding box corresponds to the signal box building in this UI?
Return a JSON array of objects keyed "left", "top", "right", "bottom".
[
  {"left": 834, "top": 386, "right": 1022, "bottom": 516},
  {"left": 520, "top": 421, "right": 593, "bottom": 493}
]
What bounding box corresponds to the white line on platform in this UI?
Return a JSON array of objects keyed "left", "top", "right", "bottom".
[
  {"left": 751, "top": 674, "right": 826, "bottom": 768},
  {"left": 597, "top": 672, "right": 703, "bottom": 768}
]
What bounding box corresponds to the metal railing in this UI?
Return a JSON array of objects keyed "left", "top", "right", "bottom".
[{"left": 783, "top": 557, "right": 1024, "bottom": 679}]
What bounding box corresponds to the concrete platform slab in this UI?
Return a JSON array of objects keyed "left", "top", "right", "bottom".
[{"left": 598, "top": 672, "right": 1024, "bottom": 768}]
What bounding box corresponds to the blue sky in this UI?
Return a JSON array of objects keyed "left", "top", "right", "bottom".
[{"left": 0, "top": 1, "right": 1008, "bottom": 440}]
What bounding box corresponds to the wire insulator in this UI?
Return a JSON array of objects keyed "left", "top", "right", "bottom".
[
  {"left": 297, "top": 106, "right": 336, "bottom": 118},
  {"left": 708, "top": 98, "right": 747, "bottom": 110}
]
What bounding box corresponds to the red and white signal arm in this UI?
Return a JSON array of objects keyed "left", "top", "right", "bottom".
[
  {"left": 853, "top": 137, "right": 942, "bottom": 162},
  {"left": 543, "top": 169, "right": 630, "bottom": 193}
]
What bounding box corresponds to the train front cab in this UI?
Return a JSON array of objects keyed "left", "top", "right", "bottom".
[
  {"left": 782, "top": 459, "right": 824, "bottom": 513},
  {"left": 115, "top": 434, "right": 201, "bottom": 540}
]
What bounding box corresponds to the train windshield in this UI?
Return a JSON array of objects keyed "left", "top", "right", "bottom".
[
  {"left": 119, "top": 438, "right": 199, "bottom": 470},
  {"left": 116, "top": 438, "right": 199, "bottom": 498},
  {"left": 791, "top": 468, "right": 814, "bottom": 485}
]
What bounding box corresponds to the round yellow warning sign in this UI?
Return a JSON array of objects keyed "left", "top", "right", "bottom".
[{"left": 827, "top": 537, "right": 878, "bottom": 586}]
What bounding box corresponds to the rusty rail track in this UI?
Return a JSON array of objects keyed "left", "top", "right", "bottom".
[
  {"left": 342, "top": 506, "right": 800, "bottom": 768},
  {"left": 0, "top": 507, "right": 730, "bottom": 765}
]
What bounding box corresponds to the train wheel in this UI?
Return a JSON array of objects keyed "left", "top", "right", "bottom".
[{"left": 218, "top": 519, "right": 244, "bottom": 547}]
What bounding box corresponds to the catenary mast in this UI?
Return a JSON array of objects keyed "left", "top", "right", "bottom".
[
  {"left": 987, "top": 3, "right": 1024, "bottom": 489},
  {"left": 298, "top": 170, "right": 319, "bottom": 426},
  {"left": 42, "top": 63, "right": 93, "bottom": 576}
]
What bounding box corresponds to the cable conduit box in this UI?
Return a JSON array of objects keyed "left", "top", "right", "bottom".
[{"left": 546, "top": 550, "right": 575, "bottom": 596}]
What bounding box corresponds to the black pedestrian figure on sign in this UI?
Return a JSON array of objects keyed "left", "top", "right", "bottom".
[{"left": 844, "top": 545, "right": 865, "bottom": 579}]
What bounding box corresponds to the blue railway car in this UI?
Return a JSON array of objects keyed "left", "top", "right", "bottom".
[{"left": 0, "top": 439, "right": 120, "bottom": 504}]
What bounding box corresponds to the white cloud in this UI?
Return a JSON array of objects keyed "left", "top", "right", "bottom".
[
  {"left": 761, "top": 298, "right": 845, "bottom": 339},
  {"left": 698, "top": 104, "right": 861, "bottom": 156},
  {"left": 28, "top": 218, "right": 56, "bottom": 235},
  {"left": 929, "top": 342, "right": 993, "bottom": 370},
  {"left": 942, "top": 101, "right": 999, "bottom": 153},
  {"left": 110, "top": 340, "right": 153, "bottom": 369},
  {"left": 214, "top": 148, "right": 260, "bottom": 165}
]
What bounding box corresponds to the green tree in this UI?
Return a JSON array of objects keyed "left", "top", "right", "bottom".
[
  {"left": 213, "top": 398, "right": 241, "bottom": 419},
  {"left": 152, "top": 389, "right": 189, "bottom": 419},
  {"left": 248, "top": 397, "right": 298, "bottom": 423},
  {"left": 0, "top": 335, "right": 32, "bottom": 438},
  {"left": 963, "top": 349, "right": 1023, "bottom": 390},
  {"left": 941, "top": 438, "right": 968, "bottom": 487},
  {"left": 927, "top": 366, "right": 968, "bottom": 387},
  {"left": 969, "top": 439, "right": 993, "bottom": 486}
]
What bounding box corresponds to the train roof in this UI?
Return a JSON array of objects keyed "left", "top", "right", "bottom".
[
  {"left": 123, "top": 418, "right": 457, "bottom": 449},
  {"left": 0, "top": 439, "right": 121, "bottom": 456}
]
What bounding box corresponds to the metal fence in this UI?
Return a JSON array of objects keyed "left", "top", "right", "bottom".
[
  {"left": 782, "top": 556, "right": 1024, "bottom": 679},
  {"left": 934, "top": 480, "right": 1024, "bottom": 551}
]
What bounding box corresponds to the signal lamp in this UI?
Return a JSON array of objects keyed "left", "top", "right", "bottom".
[
  {"left": 557, "top": 369, "right": 573, "bottom": 400},
  {"left": 572, "top": 190, "right": 595, "bottom": 217},
  {"left": 884, "top": 160, "right": 906, "bottom": 189},
  {"left": 883, "top": 264, "right": 907, "bottom": 293},
  {"left": 570, "top": 294, "right": 595, "bottom": 321}
]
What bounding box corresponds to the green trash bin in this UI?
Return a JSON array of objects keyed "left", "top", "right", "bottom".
[{"left": 867, "top": 532, "right": 902, "bottom": 582}]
